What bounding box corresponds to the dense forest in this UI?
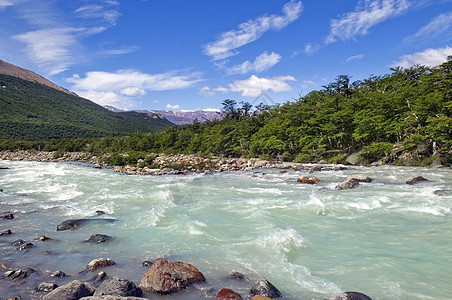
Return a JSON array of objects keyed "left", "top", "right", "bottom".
[
  {"left": 1, "top": 60, "right": 451, "bottom": 167},
  {"left": 0, "top": 74, "right": 172, "bottom": 140}
]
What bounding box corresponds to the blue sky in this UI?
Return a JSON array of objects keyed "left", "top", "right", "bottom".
[{"left": 1, "top": 0, "right": 451, "bottom": 111}]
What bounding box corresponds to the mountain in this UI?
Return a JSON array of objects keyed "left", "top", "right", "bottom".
[
  {"left": 105, "top": 106, "right": 224, "bottom": 125},
  {"left": 0, "top": 59, "right": 72, "bottom": 95},
  {"left": 0, "top": 69, "right": 173, "bottom": 140}
]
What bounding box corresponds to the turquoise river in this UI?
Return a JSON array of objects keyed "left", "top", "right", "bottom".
[{"left": 0, "top": 160, "right": 451, "bottom": 299}]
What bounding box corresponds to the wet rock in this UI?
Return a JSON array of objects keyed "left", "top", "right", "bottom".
[
  {"left": 349, "top": 175, "right": 372, "bottom": 183},
  {"left": 250, "top": 278, "right": 281, "bottom": 298},
  {"left": 326, "top": 291, "right": 372, "bottom": 300},
  {"left": 50, "top": 270, "right": 66, "bottom": 278},
  {"left": 434, "top": 189, "right": 452, "bottom": 196},
  {"left": 96, "top": 210, "right": 106, "bottom": 215},
  {"left": 80, "top": 296, "right": 147, "bottom": 300},
  {"left": 94, "top": 276, "right": 142, "bottom": 297},
  {"left": 86, "top": 234, "right": 112, "bottom": 244},
  {"left": 0, "top": 229, "right": 12, "bottom": 236},
  {"left": 228, "top": 271, "right": 248, "bottom": 282},
  {"left": 12, "top": 239, "right": 25, "bottom": 246},
  {"left": 142, "top": 260, "right": 153, "bottom": 267},
  {"left": 85, "top": 258, "right": 117, "bottom": 272},
  {"left": 279, "top": 170, "right": 287, "bottom": 174},
  {"left": 309, "top": 165, "right": 322, "bottom": 173},
  {"left": 42, "top": 280, "right": 95, "bottom": 300},
  {"left": 139, "top": 258, "right": 206, "bottom": 294},
  {"left": 17, "top": 242, "right": 34, "bottom": 251},
  {"left": 406, "top": 176, "right": 428, "bottom": 185},
  {"left": 37, "top": 235, "right": 53, "bottom": 241},
  {"left": 3, "top": 268, "right": 35, "bottom": 280},
  {"left": 297, "top": 176, "right": 321, "bottom": 184},
  {"left": 88, "top": 271, "right": 109, "bottom": 287},
  {"left": 216, "top": 288, "right": 243, "bottom": 299},
  {"left": 57, "top": 218, "right": 116, "bottom": 231},
  {"left": 37, "top": 282, "right": 58, "bottom": 292},
  {"left": 1, "top": 212, "right": 14, "bottom": 219},
  {"left": 251, "top": 296, "right": 273, "bottom": 300},
  {"left": 336, "top": 178, "right": 359, "bottom": 190}
]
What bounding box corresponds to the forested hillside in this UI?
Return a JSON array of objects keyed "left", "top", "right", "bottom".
[
  {"left": 0, "top": 74, "right": 172, "bottom": 140},
  {"left": 2, "top": 61, "right": 451, "bottom": 166}
]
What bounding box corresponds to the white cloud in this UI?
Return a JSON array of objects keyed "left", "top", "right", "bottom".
[
  {"left": 405, "top": 12, "right": 452, "bottom": 42},
  {"left": 74, "top": 1, "right": 120, "bottom": 26},
  {"left": 166, "top": 104, "right": 180, "bottom": 110},
  {"left": 98, "top": 46, "right": 140, "bottom": 56},
  {"left": 227, "top": 51, "right": 281, "bottom": 74},
  {"left": 392, "top": 46, "right": 452, "bottom": 68},
  {"left": 13, "top": 27, "right": 83, "bottom": 75},
  {"left": 229, "top": 75, "right": 296, "bottom": 97},
  {"left": 346, "top": 54, "right": 364, "bottom": 62},
  {"left": 304, "top": 43, "right": 320, "bottom": 55},
  {"left": 326, "top": 0, "right": 411, "bottom": 44},
  {"left": 204, "top": 0, "right": 302, "bottom": 60},
  {"left": 68, "top": 69, "right": 202, "bottom": 91},
  {"left": 77, "top": 90, "right": 138, "bottom": 110},
  {"left": 0, "top": 0, "right": 13, "bottom": 9},
  {"left": 199, "top": 86, "right": 228, "bottom": 97},
  {"left": 121, "top": 87, "right": 145, "bottom": 96}
]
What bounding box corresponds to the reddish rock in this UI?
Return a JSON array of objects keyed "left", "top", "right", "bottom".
[
  {"left": 139, "top": 258, "right": 206, "bottom": 294},
  {"left": 216, "top": 288, "right": 243, "bottom": 299},
  {"left": 297, "top": 176, "right": 320, "bottom": 184},
  {"left": 251, "top": 296, "right": 274, "bottom": 300}
]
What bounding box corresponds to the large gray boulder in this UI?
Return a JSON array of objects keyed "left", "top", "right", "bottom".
[
  {"left": 43, "top": 280, "right": 95, "bottom": 300},
  {"left": 326, "top": 291, "right": 372, "bottom": 300},
  {"left": 139, "top": 258, "right": 206, "bottom": 294},
  {"left": 94, "top": 277, "right": 142, "bottom": 297},
  {"left": 250, "top": 278, "right": 281, "bottom": 298}
]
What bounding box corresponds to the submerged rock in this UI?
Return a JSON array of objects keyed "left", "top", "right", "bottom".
[
  {"left": 0, "top": 229, "right": 12, "bottom": 235},
  {"left": 139, "top": 258, "right": 206, "bottom": 294},
  {"left": 297, "top": 176, "right": 321, "bottom": 184},
  {"left": 326, "top": 291, "right": 372, "bottom": 300},
  {"left": 37, "top": 235, "right": 53, "bottom": 241},
  {"left": 85, "top": 258, "right": 116, "bottom": 272},
  {"left": 216, "top": 288, "right": 243, "bottom": 299},
  {"left": 250, "top": 278, "right": 281, "bottom": 298},
  {"left": 94, "top": 276, "right": 142, "bottom": 297},
  {"left": 406, "top": 176, "right": 428, "bottom": 185},
  {"left": 434, "top": 189, "right": 452, "bottom": 196},
  {"left": 3, "top": 268, "right": 35, "bottom": 280},
  {"left": 57, "top": 218, "right": 116, "bottom": 231},
  {"left": 1, "top": 211, "right": 14, "bottom": 219},
  {"left": 86, "top": 234, "right": 112, "bottom": 244},
  {"left": 43, "top": 280, "right": 95, "bottom": 300},
  {"left": 228, "top": 271, "right": 248, "bottom": 282},
  {"left": 17, "top": 242, "right": 34, "bottom": 251},
  {"left": 50, "top": 270, "right": 66, "bottom": 278},
  {"left": 37, "top": 282, "right": 58, "bottom": 292}
]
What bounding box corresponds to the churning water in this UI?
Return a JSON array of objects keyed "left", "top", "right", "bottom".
[{"left": 0, "top": 161, "right": 451, "bottom": 299}]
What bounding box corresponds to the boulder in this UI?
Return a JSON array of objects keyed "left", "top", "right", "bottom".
[
  {"left": 1, "top": 212, "right": 14, "bottom": 219},
  {"left": 406, "top": 176, "right": 428, "bottom": 185},
  {"left": 228, "top": 271, "right": 248, "bottom": 282},
  {"left": 94, "top": 276, "right": 142, "bottom": 297},
  {"left": 251, "top": 296, "right": 273, "bottom": 300},
  {"left": 250, "top": 278, "right": 281, "bottom": 298},
  {"left": 86, "top": 234, "right": 112, "bottom": 244},
  {"left": 88, "top": 271, "right": 109, "bottom": 287},
  {"left": 216, "top": 288, "right": 243, "bottom": 299},
  {"left": 0, "top": 229, "right": 12, "bottom": 235},
  {"left": 85, "top": 258, "right": 116, "bottom": 272},
  {"left": 297, "top": 176, "right": 321, "bottom": 184},
  {"left": 345, "top": 151, "right": 363, "bottom": 165},
  {"left": 50, "top": 270, "right": 66, "bottom": 278},
  {"left": 57, "top": 218, "right": 116, "bottom": 231},
  {"left": 3, "top": 268, "right": 35, "bottom": 280},
  {"left": 348, "top": 175, "right": 372, "bottom": 183},
  {"left": 37, "top": 282, "right": 58, "bottom": 292},
  {"left": 43, "top": 280, "right": 95, "bottom": 300},
  {"left": 326, "top": 291, "right": 372, "bottom": 300},
  {"left": 336, "top": 178, "right": 359, "bottom": 190},
  {"left": 139, "top": 258, "right": 206, "bottom": 294},
  {"left": 17, "top": 242, "right": 34, "bottom": 251}
]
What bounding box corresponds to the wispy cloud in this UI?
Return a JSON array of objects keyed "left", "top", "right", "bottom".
[
  {"left": 204, "top": 0, "right": 302, "bottom": 61},
  {"left": 13, "top": 28, "right": 83, "bottom": 75},
  {"left": 346, "top": 54, "right": 365, "bottom": 62},
  {"left": 392, "top": 46, "right": 452, "bottom": 68},
  {"left": 405, "top": 11, "right": 452, "bottom": 42},
  {"left": 326, "top": 0, "right": 411, "bottom": 44},
  {"left": 199, "top": 86, "right": 228, "bottom": 97},
  {"left": 67, "top": 69, "right": 202, "bottom": 109},
  {"left": 98, "top": 46, "right": 140, "bottom": 56},
  {"left": 227, "top": 51, "right": 281, "bottom": 74},
  {"left": 74, "top": 2, "right": 121, "bottom": 26},
  {"left": 229, "top": 75, "right": 296, "bottom": 97},
  {"left": 0, "top": 0, "right": 13, "bottom": 10}
]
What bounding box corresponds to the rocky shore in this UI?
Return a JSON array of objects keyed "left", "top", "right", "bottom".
[{"left": 0, "top": 150, "right": 347, "bottom": 175}]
